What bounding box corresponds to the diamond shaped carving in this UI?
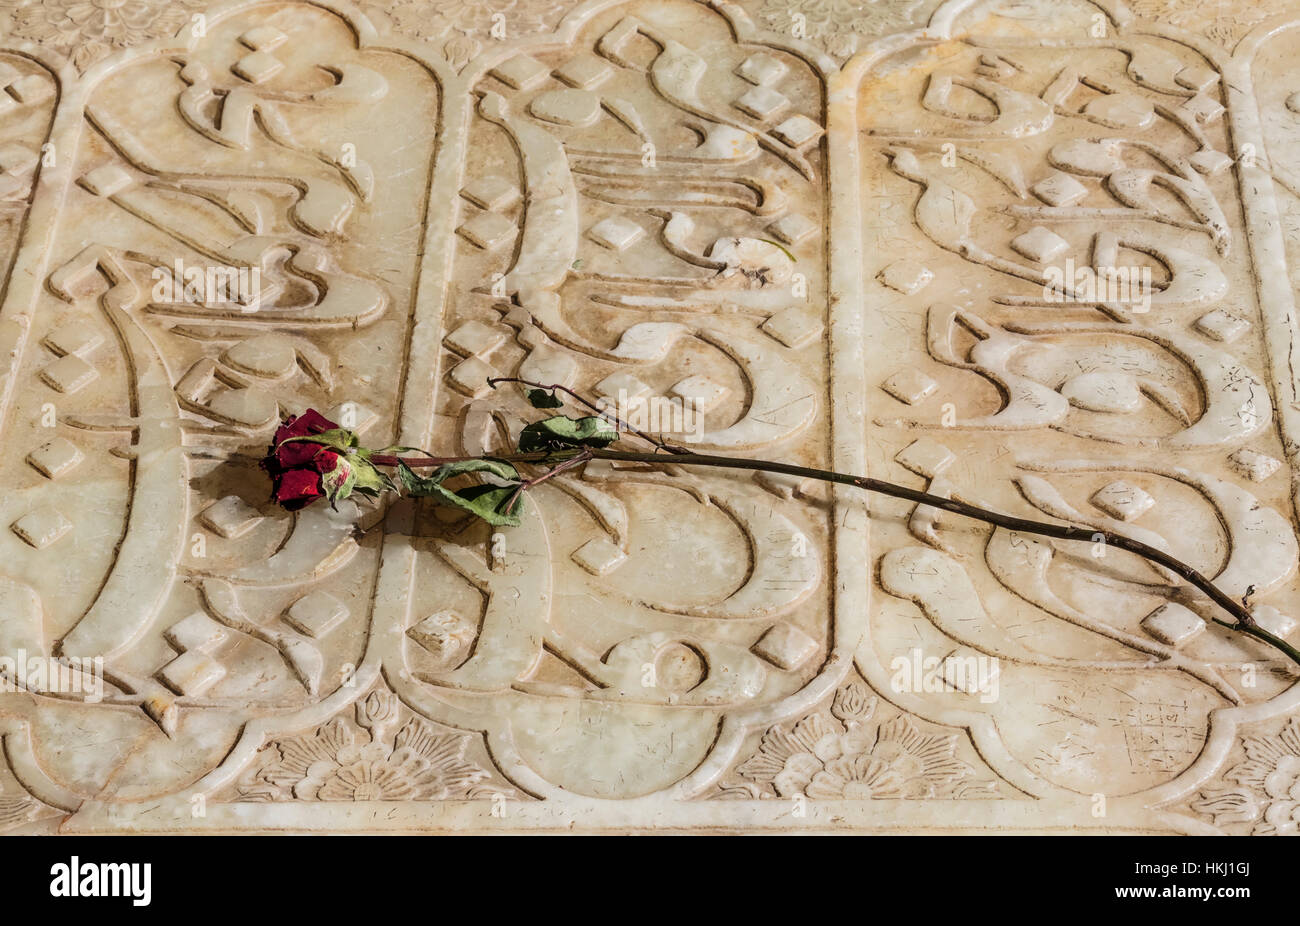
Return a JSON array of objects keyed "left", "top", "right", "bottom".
[
  {"left": 11, "top": 508, "right": 71, "bottom": 549},
  {"left": 285, "top": 592, "right": 349, "bottom": 639},
  {"left": 26, "top": 438, "right": 82, "bottom": 480}
]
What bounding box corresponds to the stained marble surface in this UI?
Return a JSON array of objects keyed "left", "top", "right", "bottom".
[{"left": 0, "top": 0, "right": 1297, "bottom": 834}]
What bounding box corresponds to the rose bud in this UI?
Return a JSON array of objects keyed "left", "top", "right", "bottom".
[
  {"left": 262, "top": 410, "right": 342, "bottom": 510},
  {"left": 262, "top": 409, "right": 391, "bottom": 510}
]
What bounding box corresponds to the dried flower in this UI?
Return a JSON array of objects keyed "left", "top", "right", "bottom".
[
  {"left": 261, "top": 409, "right": 395, "bottom": 510},
  {"left": 260, "top": 409, "right": 347, "bottom": 510}
]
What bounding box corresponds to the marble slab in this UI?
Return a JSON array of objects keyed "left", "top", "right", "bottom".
[{"left": 0, "top": 0, "right": 1297, "bottom": 834}]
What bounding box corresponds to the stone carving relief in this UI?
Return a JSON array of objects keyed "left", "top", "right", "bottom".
[
  {"left": 233, "top": 687, "right": 515, "bottom": 802},
  {"left": 714, "top": 678, "right": 1004, "bottom": 800},
  {"left": 0, "top": 0, "right": 209, "bottom": 72},
  {"left": 0, "top": 0, "right": 1296, "bottom": 833}
]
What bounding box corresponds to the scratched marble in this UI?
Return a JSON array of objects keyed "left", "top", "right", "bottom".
[{"left": 0, "top": 0, "right": 1297, "bottom": 834}]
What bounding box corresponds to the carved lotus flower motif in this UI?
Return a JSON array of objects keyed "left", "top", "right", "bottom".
[
  {"left": 746, "top": 711, "right": 877, "bottom": 796},
  {"left": 1, "top": 0, "right": 204, "bottom": 70},
  {"left": 733, "top": 683, "right": 991, "bottom": 799},
  {"left": 1192, "top": 717, "right": 1300, "bottom": 835},
  {"left": 806, "top": 716, "right": 972, "bottom": 799},
  {"left": 316, "top": 758, "right": 431, "bottom": 802},
  {"left": 241, "top": 699, "right": 502, "bottom": 802},
  {"left": 1246, "top": 753, "right": 1300, "bottom": 836},
  {"left": 807, "top": 754, "right": 905, "bottom": 800}
]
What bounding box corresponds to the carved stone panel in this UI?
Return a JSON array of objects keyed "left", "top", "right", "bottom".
[{"left": 0, "top": 0, "right": 1296, "bottom": 834}]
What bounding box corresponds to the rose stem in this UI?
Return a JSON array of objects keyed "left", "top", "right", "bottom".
[
  {"left": 502, "top": 449, "right": 593, "bottom": 514},
  {"left": 363, "top": 372, "right": 1300, "bottom": 670},
  {"left": 383, "top": 444, "right": 1300, "bottom": 669}
]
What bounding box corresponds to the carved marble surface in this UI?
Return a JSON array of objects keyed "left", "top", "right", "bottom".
[{"left": 0, "top": 0, "right": 1298, "bottom": 834}]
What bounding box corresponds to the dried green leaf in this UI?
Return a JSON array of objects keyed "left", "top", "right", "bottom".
[
  {"left": 276, "top": 428, "right": 360, "bottom": 455},
  {"left": 349, "top": 450, "right": 395, "bottom": 496},
  {"left": 428, "top": 458, "right": 521, "bottom": 483},
  {"left": 310, "top": 446, "right": 394, "bottom": 506},
  {"left": 518, "top": 416, "right": 618, "bottom": 453},
  {"left": 525, "top": 388, "right": 565, "bottom": 409},
  {"left": 398, "top": 459, "right": 523, "bottom": 527},
  {"left": 320, "top": 457, "right": 357, "bottom": 502}
]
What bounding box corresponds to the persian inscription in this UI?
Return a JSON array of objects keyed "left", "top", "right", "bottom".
[{"left": 0, "top": 0, "right": 1296, "bottom": 834}]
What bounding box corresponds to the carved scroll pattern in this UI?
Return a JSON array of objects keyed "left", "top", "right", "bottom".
[
  {"left": 0, "top": 0, "right": 445, "bottom": 814},
  {"left": 851, "top": 0, "right": 1300, "bottom": 814},
  {"left": 384, "top": 0, "right": 847, "bottom": 801},
  {"left": 4, "top": 0, "right": 1300, "bottom": 832}
]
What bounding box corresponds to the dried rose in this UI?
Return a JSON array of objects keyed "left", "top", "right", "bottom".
[{"left": 262, "top": 409, "right": 389, "bottom": 510}]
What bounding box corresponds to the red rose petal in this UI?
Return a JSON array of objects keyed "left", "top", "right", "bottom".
[
  {"left": 295, "top": 409, "right": 339, "bottom": 434},
  {"left": 276, "top": 441, "right": 322, "bottom": 467},
  {"left": 272, "top": 410, "right": 343, "bottom": 467},
  {"left": 272, "top": 414, "right": 307, "bottom": 445},
  {"left": 274, "top": 467, "right": 323, "bottom": 510}
]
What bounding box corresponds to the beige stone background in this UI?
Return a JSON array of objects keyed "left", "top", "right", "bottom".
[{"left": 0, "top": 0, "right": 1296, "bottom": 834}]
